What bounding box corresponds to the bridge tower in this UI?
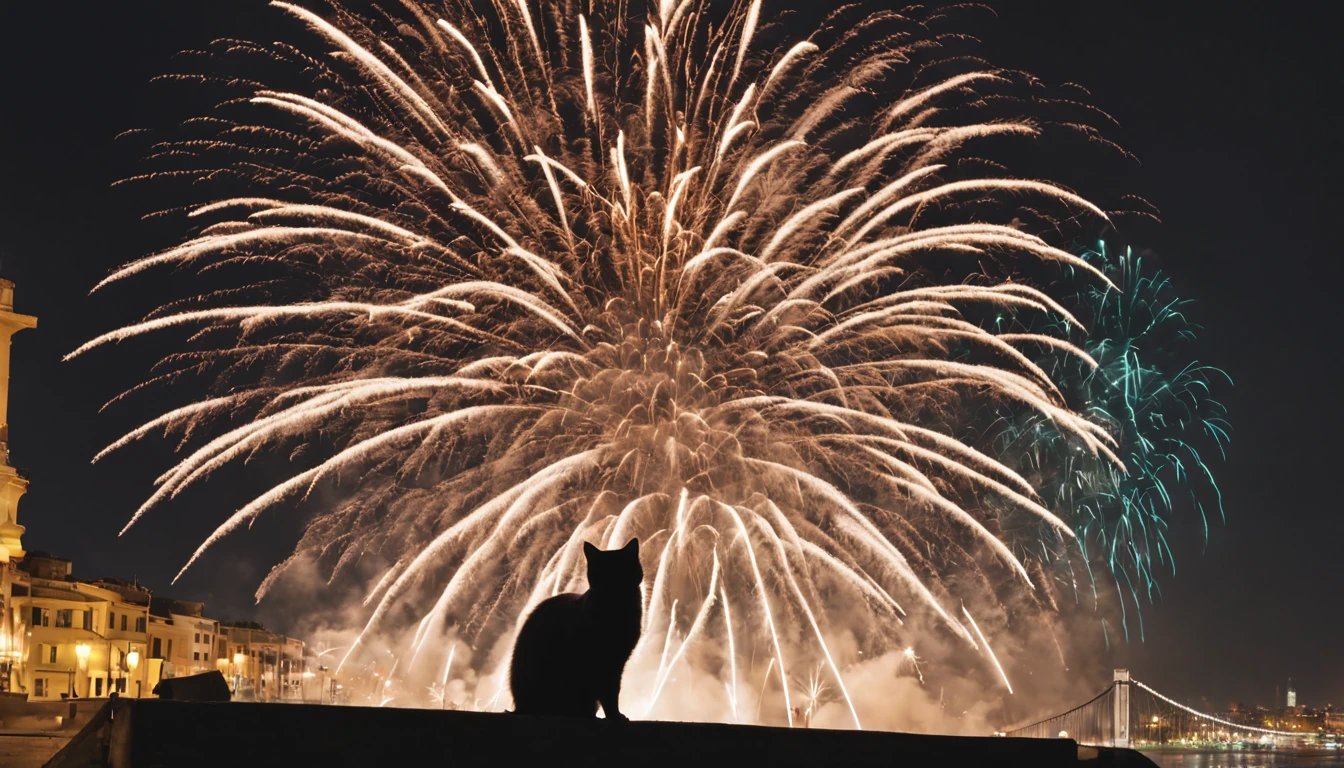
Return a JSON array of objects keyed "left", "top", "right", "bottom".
[{"left": 1112, "top": 669, "right": 1131, "bottom": 748}]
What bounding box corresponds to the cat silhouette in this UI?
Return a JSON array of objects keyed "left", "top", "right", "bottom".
[{"left": 509, "top": 538, "right": 643, "bottom": 719}]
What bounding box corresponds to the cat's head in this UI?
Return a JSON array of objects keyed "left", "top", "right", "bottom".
[{"left": 583, "top": 539, "right": 642, "bottom": 591}]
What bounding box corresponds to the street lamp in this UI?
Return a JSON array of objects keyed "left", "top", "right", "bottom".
[
  {"left": 126, "top": 649, "right": 141, "bottom": 698},
  {"left": 232, "top": 653, "right": 245, "bottom": 694},
  {"left": 73, "top": 644, "right": 92, "bottom": 698}
]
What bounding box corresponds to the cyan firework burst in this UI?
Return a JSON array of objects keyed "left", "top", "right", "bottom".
[{"left": 994, "top": 242, "right": 1230, "bottom": 642}]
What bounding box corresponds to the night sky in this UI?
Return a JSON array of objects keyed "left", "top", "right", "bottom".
[{"left": 1, "top": 1, "right": 1339, "bottom": 710}]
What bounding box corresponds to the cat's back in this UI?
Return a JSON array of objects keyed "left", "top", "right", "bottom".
[
  {"left": 510, "top": 592, "right": 588, "bottom": 713},
  {"left": 517, "top": 592, "right": 585, "bottom": 636},
  {"left": 510, "top": 593, "right": 585, "bottom": 670}
]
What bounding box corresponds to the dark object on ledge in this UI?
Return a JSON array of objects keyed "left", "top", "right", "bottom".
[{"left": 149, "top": 671, "right": 231, "bottom": 702}]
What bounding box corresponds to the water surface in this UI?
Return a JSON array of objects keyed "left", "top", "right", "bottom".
[{"left": 1146, "top": 750, "right": 1344, "bottom": 768}]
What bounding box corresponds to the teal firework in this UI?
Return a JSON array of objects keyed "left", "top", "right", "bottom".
[{"left": 995, "top": 242, "right": 1230, "bottom": 640}]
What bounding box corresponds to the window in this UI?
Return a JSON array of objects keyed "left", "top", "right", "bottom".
[
  {"left": 34, "top": 678, "right": 45, "bottom": 697},
  {"left": 109, "top": 611, "right": 114, "bottom": 628},
  {"left": 135, "top": 616, "right": 146, "bottom": 633},
  {"left": 31, "top": 607, "right": 49, "bottom": 627},
  {"left": 115, "top": 678, "right": 127, "bottom": 694},
  {"left": 194, "top": 652, "right": 200, "bottom": 661},
  {"left": 167, "top": 639, "right": 173, "bottom": 658},
  {"left": 55, "top": 609, "right": 73, "bottom": 628},
  {"left": 204, "top": 653, "right": 209, "bottom": 661},
  {"left": 82, "top": 611, "right": 93, "bottom": 631},
  {"left": 194, "top": 632, "right": 200, "bottom": 643},
  {"left": 94, "top": 678, "right": 103, "bottom": 697},
  {"left": 152, "top": 638, "right": 162, "bottom": 659},
  {"left": 48, "top": 645, "right": 57, "bottom": 663},
  {"left": 120, "top": 614, "right": 127, "bottom": 632}
]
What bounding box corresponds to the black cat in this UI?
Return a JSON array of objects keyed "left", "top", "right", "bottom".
[{"left": 509, "top": 538, "right": 643, "bottom": 719}]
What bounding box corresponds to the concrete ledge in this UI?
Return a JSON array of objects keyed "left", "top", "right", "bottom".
[
  {"left": 0, "top": 697, "right": 103, "bottom": 732},
  {"left": 105, "top": 699, "right": 1154, "bottom": 767},
  {"left": 45, "top": 699, "right": 113, "bottom": 768}
]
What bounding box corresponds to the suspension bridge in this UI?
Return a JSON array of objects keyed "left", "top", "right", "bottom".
[{"left": 1002, "top": 670, "right": 1333, "bottom": 750}]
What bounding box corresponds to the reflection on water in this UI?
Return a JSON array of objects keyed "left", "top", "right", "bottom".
[{"left": 1146, "top": 750, "right": 1344, "bottom": 768}]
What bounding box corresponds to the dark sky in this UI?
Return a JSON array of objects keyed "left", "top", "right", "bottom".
[{"left": 1, "top": 1, "right": 1340, "bottom": 711}]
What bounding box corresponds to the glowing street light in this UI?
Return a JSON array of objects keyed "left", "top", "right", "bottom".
[
  {"left": 231, "top": 652, "right": 246, "bottom": 694},
  {"left": 126, "top": 649, "right": 140, "bottom": 672},
  {"left": 75, "top": 643, "right": 91, "bottom": 671}
]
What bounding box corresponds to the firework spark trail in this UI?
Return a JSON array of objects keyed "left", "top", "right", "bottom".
[
  {"left": 81, "top": 0, "right": 1132, "bottom": 723},
  {"left": 438, "top": 643, "right": 456, "bottom": 708},
  {"left": 962, "top": 605, "right": 1013, "bottom": 696},
  {"left": 652, "top": 598, "right": 679, "bottom": 705},
  {"left": 645, "top": 550, "right": 719, "bottom": 714},
  {"left": 721, "top": 583, "right": 739, "bottom": 721},
  {"left": 755, "top": 657, "right": 776, "bottom": 725},
  {"left": 903, "top": 647, "right": 925, "bottom": 685}
]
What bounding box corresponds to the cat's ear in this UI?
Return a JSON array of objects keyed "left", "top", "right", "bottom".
[
  {"left": 623, "top": 538, "right": 640, "bottom": 559},
  {"left": 583, "top": 541, "right": 599, "bottom": 560}
]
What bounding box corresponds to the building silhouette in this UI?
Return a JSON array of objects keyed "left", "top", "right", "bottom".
[{"left": 0, "top": 279, "right": 36, "bottom": 689}]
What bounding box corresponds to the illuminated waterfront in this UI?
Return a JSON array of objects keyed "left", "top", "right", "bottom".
[{"left": 1147, "top": 750, "right": 1344, "bottom": 768}]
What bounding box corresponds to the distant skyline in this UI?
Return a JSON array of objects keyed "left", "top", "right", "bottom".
[{"left": 1, "top": 0, "right": 1340, "bottom": 711}]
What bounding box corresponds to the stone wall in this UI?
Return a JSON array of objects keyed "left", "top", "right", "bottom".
[{"left": 90, "top": 699, "right": 1156, "bottom": 767}]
